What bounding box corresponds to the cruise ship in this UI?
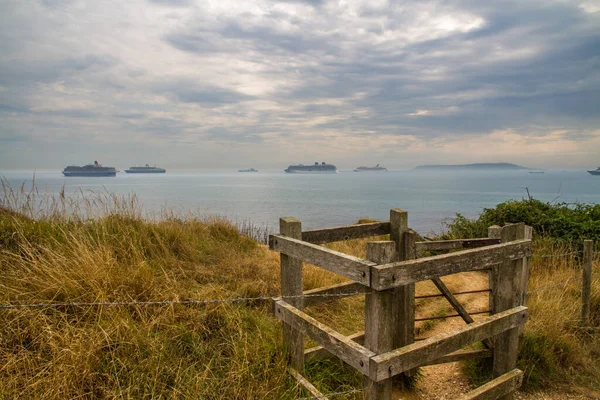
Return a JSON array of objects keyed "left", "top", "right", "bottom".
[
  {"left": 588, "top": 167, "right": 600, "bottom": 176},
  {"left": 354, "top": 164, "right": 387, "bottom": 172},
  {"left": 62, "top": 161, "right": 117, "bottom": 177},
  {"left": 284, "top": 162, "right": 338, "bottom": 174},
  {"left": 124, "top": 164, "right": 166, "bottom": 174}
]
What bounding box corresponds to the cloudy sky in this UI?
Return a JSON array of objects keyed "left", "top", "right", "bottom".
[{"left": 1, "top": 0, "right": 599, "bottom": 170}]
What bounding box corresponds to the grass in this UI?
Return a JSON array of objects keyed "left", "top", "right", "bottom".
[{"left": 1, "top": 179, "right": 599, "bottom": 398}]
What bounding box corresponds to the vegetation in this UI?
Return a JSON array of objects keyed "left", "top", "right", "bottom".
[
  {"left": 0, "top": 182, "right": 598, "bottom": 398},
  {"left": 443, "top": 198, "right": 600, "bottom": 245}
]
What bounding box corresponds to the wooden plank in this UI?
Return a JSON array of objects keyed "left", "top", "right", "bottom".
[
  {"left": 369, "top": 306, "right": 528, "bottom": 382},
  {"left": 303, "top": 282, "right": 367, "bottom": 307},
  {"left": 457, "top": 369, "right": 523, "bottom": 400},
  {"left": 305, "top": 331, "right": 365, "bottom": 362},
  {"left": 274, "top": 299, "right": 375, "bottom": 376},
  {"left": 364, "top": 241, "right": 396, "bottom": 400},
  {"left": 416, "top": 238, "right": 501, "bottom": 252},
  {"left": 288, "top": 367, "right": 326, "bottom": 399},
  {"left": 302, "top": 222, "right": 391, "bottom": 244},
  {"left": 306, "top": 335, "right": 492, "bottom": 364},
  {"left": 421, "top": 348, "right": 492, "bottom": 366},
  {"left": 488, "top": 226, "right": 502, "bottom": 315},
  {"left": 389, "top": 210, "right": 416, "bottom": 384},
  {"left": 492, "top": 224, "right": 527, "bottom": 400},
  {"left": 582, "top": 240, "right": 593, "bottom": 325},
  {"left": 279, "top": 218, "right": 304, "bottom": 372},
  {"left": 371, "top": 240, "right": 532, "bottom": 290},
  {"left": 270, "top": 235, "right": 373, "bottom": 286},
  {"left": 431, "top": 276, "right": 494, "bottom": 349}
]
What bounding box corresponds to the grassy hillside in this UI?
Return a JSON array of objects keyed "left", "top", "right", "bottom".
[{"left": 0, "top": 184, "right": 599, "bottom": 398}]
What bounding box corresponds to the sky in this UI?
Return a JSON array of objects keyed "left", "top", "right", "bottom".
[{"left": 0, "top": 0, "right": 599, "bottom": 170}]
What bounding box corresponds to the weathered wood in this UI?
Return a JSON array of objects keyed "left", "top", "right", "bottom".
[
  {"left": 364, "top": 241, "right": 396, "bottom": 400},
  {"left": 389, "top": 210, "right": 416, "bottom": 384},
  {"left": 582, "top": 240, "right": 593, "bottom": 325},
  {"left": 457, "top": 369, "right": 523, "bottom": 400},
  {"left": 302, "top": 222, "right": 391, "bottom": 244},
  {"left": 520, "top": 225, "right": 533, "bottom": 306},
  {"left": 492, "top": 224, "right": 528, "bottom": 400},
  {"left": 305, "top": 331, "right": 365, "bottom": 362},
  {"left": 279, "top": 218, "right": 304, "bottom": 372},
  {"left": 370, "top": 306, "right": 528, "bottom": 382},
  {"left": 308, "top": 338, "right": 493, "bottom": 364},
  {"left": 288, "top": 367, "right": 326, "bottom": 399},
  {"left": 274, "top": 299, "right": 375, "bottom": 376},
  {"left": 371, "top": 240, "right": 532, "bottom": 290},
  {"left": 488, "top": 226, "right": 502, "bottom": 315},
  {"left": 431, "top": 276, "right": 493, "bottom": 349},
  {"left": 270, "top": 234, "right": 373, "bottom": 286},
  {"left": 303, "top": 281, "right": 367, "bottom": 307},
  {"left": 416, "top": 238, "right": 501, "bottom": 252},
  {"left": 421, "top": 348, "right": 492, "bottom": 366}
]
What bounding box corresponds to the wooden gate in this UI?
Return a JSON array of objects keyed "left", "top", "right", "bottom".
[{"left": 270, "top": 209, "right": 532, "bottom": 400}]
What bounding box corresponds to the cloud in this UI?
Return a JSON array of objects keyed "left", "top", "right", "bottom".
[{"left": 0, "top": 0, "right": 599, "bottom": 169}]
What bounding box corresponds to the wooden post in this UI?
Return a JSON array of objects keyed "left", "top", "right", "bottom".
[
  {"left": 488, "top": 225, "right": 502, "bottom": 314},
  {"left": 389, "top": 209, "right": 415, "bottom": 384},
  {"left": 582, "top": 240, "right": 593, "bottom": 325},
  {"left": 492, "top": 223, "right": 528, "bottom": 400},
  {"left": 364, "top": 241, "right": 397, "bottom": 400},
  {"left": 280, "top": 217, "right": 304, "bottom": 372}
]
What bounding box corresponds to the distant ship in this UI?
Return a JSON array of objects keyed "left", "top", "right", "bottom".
[
  {"left": 62, "top": 161, "right": 117, "bottom": 177},
  {"left": 529, "top": 171, "right": 545, "bottom": 174},
  {"left": 284, "top": 162, "right": 338, "bottom": 174},
  {"left": 124, "top": 164, "right": 166, "bottom": 174},
  {"left": 354, "top": 164, "right": 387, "bottom": 172},
  {"left": 239, "top": 168, "right": 258, "bottom": 172},
  {"left": 588, "top": 167, "right": 600, "bottom": 176}
]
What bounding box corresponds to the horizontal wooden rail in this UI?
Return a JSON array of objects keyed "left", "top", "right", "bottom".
[
  {"left": 302, "top": 222, "right": 391, "bottom": 244},
  {"left": 270, "top": 235, "right": 374, "bottom": 285},
  {"left": 415, "top": 310, "right": 489, "bottom": 322},
  {"left": 369, "top": 306, "right": 528, "bottom": 381},
  {"left": 303, "top": 282, "right": 367, "bottom": 307},
  {"left": 305, "top": 331, "right": 366, "bottom": 362},
  {"left": 457, "top": 369, "right": 523, "bottom": 400},
  {"left": 415, "top": 238, "right": 500, "bottom": 252},
  {"left": 421, "top": 348, "right": 492, "bottom": 366},
  {"left": 274, "top": 299, "right": 375, "bottom": 376},
  {"left": 307, "top": 335, "right": 491, "bottom": 366},
  {"left": 416, "top": 289, "right": 490, "bottom": 299},
  {"left": 371, "top": 240, "right": 531, "bottom": 290}
]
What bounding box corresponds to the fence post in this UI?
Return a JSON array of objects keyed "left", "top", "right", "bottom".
[
  {"left": 488, "top": 225, "right": 502, "bottom": 314},
  {"left": 280, "top": 217, "right": 304, "bottom": 372},
  {"left": 389, "top": 209, "right": 415, "bottom": 384},
  {"left": 492, "top": 223, "right": 528, "bottom": 400},
  {"left": 364, "top": 241, "right": 397, "bottom": 400},
  {"left": 582, "top": 240, "right": 593, "bottom": 325}
]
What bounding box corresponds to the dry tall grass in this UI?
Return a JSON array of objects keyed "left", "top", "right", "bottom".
[{"left": 0, "top": 181, "right": 598, "bottom": 398}]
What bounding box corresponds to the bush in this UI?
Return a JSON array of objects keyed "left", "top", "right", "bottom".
[{"left": 443, "top": 199, "right": 600, "bottom": 246}]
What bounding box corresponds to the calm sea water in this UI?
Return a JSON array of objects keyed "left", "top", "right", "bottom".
[{"left": 2, "top": 170, "right": 599, "bottom": 235}]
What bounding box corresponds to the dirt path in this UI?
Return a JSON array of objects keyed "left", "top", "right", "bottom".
[{"left": 391, "top": 272, "right": 600, "bottom": 399}]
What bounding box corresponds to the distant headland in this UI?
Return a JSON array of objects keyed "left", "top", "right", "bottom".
[{"left": 414, "top": 162, "right": 532, "bottom": 171}]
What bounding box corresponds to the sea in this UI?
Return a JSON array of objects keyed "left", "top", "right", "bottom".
[{"left": 1, "top": 169, "right": 599, "bottom": 236}]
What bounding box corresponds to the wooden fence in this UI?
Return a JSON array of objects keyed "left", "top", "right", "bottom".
[{"left": 269, "top": 209, "right": 532, "bottom": 400}]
